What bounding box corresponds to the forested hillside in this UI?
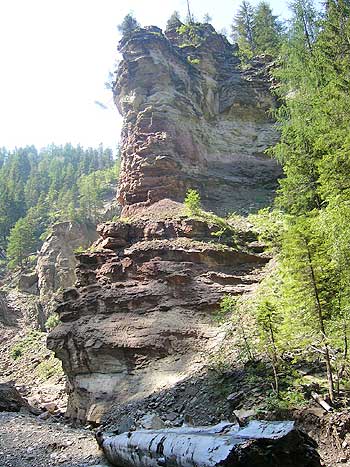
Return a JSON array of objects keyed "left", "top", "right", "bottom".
[
  {"left": 0, "top": 144, "right": 118, "bottom": 269},
  {"left": 231, "top": 0, "right": 350, "bottom": 406}
]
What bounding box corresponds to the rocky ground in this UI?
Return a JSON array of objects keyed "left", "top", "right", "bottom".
[
  {"left": 1, "top": 203, "right": 350, "bottom": 467},
  {"left": 0, "top": 289, "right": 66, "bottom": 414},
  {"left": 0, "top": 412, "right": 110, "bottom": 467}
]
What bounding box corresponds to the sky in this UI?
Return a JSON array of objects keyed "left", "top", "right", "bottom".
[{"left": 0, "top": 0, "right": 310, "bottom": 152}]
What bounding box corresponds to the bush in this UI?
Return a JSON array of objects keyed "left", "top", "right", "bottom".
[
  {"left": 36, "top": 355, "right": 63, "bottom": 380},
  {"left": 10, "top": 330, "right": 43, "bottom": 360},
  {"left": 45, "top": 313, "right": 60, "bottom": 331},
  {"left": 184, "top": 189, "right": 201, "bottom": 215}
]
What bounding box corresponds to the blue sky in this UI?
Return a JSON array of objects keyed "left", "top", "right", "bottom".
[{"left": 0, "top": 0, "right": 317, "bottom": 151}]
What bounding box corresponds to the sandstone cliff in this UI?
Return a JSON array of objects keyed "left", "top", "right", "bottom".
[
  {"left": 48, "top": 23, "right": 282, "bottom": 424},
  {"left": 115, "top": 23, "right": 281, "bottom": 216},
  {"left": 36, "top": 222, "right": 97, "bottom": 318},
  {"left": 48, "top": 201, "right": 269, "bottom": 423}
]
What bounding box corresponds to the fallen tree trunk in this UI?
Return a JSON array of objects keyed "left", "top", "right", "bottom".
[
  {"left": 99, "top": 420, "right": 321, "bottom": 467},
  {"left": 311, "top": 391, "right": 333, "bottom": 412}
]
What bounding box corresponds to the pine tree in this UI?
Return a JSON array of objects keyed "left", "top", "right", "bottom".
[
  {"left": 231, "top": 1, "right": 256, "bottom": 57},
  {"left": 254, "top": 1, "right": 282, "bottom": 55},
  {"left": 7, "top": 217, "right": 37, "bottom": 269},
  {"left": 117, "top": 13, "right": 140, "bottom": 37}
]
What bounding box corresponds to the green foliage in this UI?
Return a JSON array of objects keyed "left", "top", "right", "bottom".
[
  {"left": 231, "top": 0, "right": 283, "bottom": 59},
  {"left": 249, "top": 208, "right": 286, "bottom": 252},
  {"left": 254, "top": 1, "right": 283, "bottom": 55},
  {"left": 117, "top": 13, "right": 140, "bottom": 37},
  {"left": 45, "top": 313, "right": 60, "bottom": 331},
  {"left": 187, "top": 55, "right": 200, "bottom": 65},
  {"left": 220, "top": 295, "right": 256, "bottom": 363},
  {"left": 7, "top": 217, "right": 37, "bottom": 269},
  {"left": 184, "top": 189, "right": 201, "bottom": 215},
  {"left": 183, "top": 190, "right": 240, "bottom": 246},
  {"left": 73, "top": 246, "right": 86, "bottom": 255},
  {"left": 0, "top": 143, "right": 117, "bottom": 269},
  {"left": 177, "top": 23, "right": 203, "bottom": 47},
  {"left": 10, "top": 331, "right": 43, "bottom": 360},
  {"left": 231, "top": 1, "right": 256, "bottom": 58},
  {"left": 263, "top": 388, "right": 307, "bottom": 411},
  {"left": 36, "top": 354, "right": 63, "bottom": 380}
]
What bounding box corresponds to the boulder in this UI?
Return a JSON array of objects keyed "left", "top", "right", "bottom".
[{"left": 0, "top": 382, "right": 29, "bottom": 412}]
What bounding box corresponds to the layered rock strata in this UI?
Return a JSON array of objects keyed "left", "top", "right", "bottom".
[
  {"left": 114, "top": 24, "right": 281, "bottom": 216},
  {"left": 48, "top": 202, "right": 268, "bottom": 422}
]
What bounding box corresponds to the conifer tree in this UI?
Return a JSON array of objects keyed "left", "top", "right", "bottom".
[
  {"left": 231, "top": 1, "right": 256, "bottom": 57},
  {"left": 254, "top": 1, "right": 282, "bottom": 55},
  {"left": 117, "top": 13, "right": 140, "bottom": 37},
  {"left": 166, "top": 11, "right": 182, "bottom": 30},
  {"left": 7, "top": 217, "right": 37, "bottom": 269},
  {"left": 280, "top": 216, "right": 335, "bottom": 401}
]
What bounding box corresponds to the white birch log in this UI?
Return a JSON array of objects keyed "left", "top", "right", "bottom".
[
  {"left": 100, "top": 420, "right": 321, "bottom": 467},
  {"left": 311, "top": 391, "right": 333, "bottom": 412}
]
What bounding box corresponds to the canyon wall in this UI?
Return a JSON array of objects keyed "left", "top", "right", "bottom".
[
  {"left": 37, "top": 221, "right": 97, "bottom": 318},
  {"left": 48, "top": 23, "right": 281, "bottom": 423}
]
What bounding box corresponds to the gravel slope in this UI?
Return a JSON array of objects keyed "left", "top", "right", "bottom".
[{"left": 0, "top": 412, "right": 110, "bottom": 467}]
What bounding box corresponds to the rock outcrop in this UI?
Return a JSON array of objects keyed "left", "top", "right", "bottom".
[
  {"left": 36, "top": 221, "right": 97, "bottom": 318},
  {"left": 48, "top": 23, "right": 282, "bottom": 424},
  {"left": 115, "top": 23, "right": 281, "bottom": 216},
  {"left": 0, "top": 293, "right": 10, "bottom": 325},
  {"left": 0, "top": 382, "right": 30, "bottom": 412},
  {"left": 48, "top": 201, "right": 268, "bottom": 423}
]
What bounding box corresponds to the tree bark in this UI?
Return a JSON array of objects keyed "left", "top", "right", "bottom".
[
  {"left": 305, "top": 243, "right": 334, "bottom": 402},
  {"left": 99, "top": 420, "right": 321, "bottom": 467}
]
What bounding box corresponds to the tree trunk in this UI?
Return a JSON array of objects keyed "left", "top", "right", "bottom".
[
  {"left": 99, "top": 420, "right": 321, "bottom": 467},
  {"left": 306, "top": 244, "right": 334, "bottom": 402}
]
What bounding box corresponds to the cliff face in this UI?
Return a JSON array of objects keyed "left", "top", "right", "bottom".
[
  {"left": 36, "top": 222, "right": 98, "bottom": 318},
  {"left": 115, "top": 24, "right": 281, "bottom": 216},
  {"left": 48, "top": 24, "right": 281, "bottom": 424},
  {"left": 48, "top": 202, "right": 268, "bottom": 422}
]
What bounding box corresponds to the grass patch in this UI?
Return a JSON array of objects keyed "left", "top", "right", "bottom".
[
  {"left": 10, "top": 330, "right": 43, "bottom": 360},
  {"left": 36, "top": 354, "right": 63, "bottom": 380}
]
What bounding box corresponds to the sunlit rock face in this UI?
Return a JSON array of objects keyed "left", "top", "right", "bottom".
[{"left": 114, "top": 24, "right": 281, "bottom": 216}]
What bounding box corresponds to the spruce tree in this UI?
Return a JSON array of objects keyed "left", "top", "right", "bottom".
[
  {"left": 117, "top": 13, "right": 140, "bottom": 37},
  {"left": 254, "top": 1, "right": 282, "bottom": 55},
  {"left": 231, "top": 1, "right": 256, "bottom": 57}
]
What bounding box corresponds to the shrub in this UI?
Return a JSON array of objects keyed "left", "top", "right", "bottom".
[
  {"left": 184, "top": 189, "right": 201, "bottom": 215},
  {"left": 10, "top": 330, "right": 43, "bottom": 360},
  {"left": 45, "top": 313, "right": 60, "bottom": 331},
  {"left": 36, "top": 355, "right": 63, "bottom": 380}
]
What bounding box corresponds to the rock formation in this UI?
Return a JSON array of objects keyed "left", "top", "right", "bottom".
[
  {"left": 36, "top": 221, "right": 97, "bottom": 318},
  {"left": 0, "top": 382, "right": 33, "bottom": 413},
  {"left": 0, "top": 293, "right": 10, "bottom": 325},
  {"left": 115, "top": 23, "right": 281, "bottom": 216},
  {"left": 48, "top": 201, "right": 268, "bottom": 422},
  {"left": 48, "top": 23, "right": 282, "bottom": 423}
]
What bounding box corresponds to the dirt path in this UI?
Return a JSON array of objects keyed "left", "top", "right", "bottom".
[{"left": 0, "top": 412, "right": 111, "bottom": 467}]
